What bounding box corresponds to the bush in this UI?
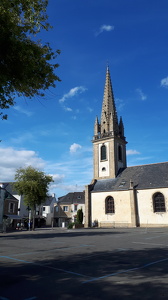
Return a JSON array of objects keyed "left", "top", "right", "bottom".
[
  {"left": 77, "top": 208, "right": 83, "bottom": 224},
  {"left": 67, "top": 222, "right": 74, "bottom": 229}
]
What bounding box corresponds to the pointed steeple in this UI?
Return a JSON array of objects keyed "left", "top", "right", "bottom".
[
  {"left": 92, "top": 67, "right": 127, "bottom": 180},
  {"left": 94, "top": 116, "right": 99, "bottom": 136},
  {"left": 100, "top": 66, "right": 119, "bottom": 136},
  {"left": 119, "top": 116, "right": 125, "bottom": 138}
]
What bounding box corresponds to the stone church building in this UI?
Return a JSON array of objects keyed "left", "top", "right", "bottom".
[{"left": 85, "top": 67, "right": 168, "bottom": 228}]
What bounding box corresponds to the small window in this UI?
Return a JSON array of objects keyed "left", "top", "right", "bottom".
[
  {"left": 43, "top": 207, "right": 46, "bottom": 211},
  {"left": 118, "top": 145, "right": 122, "bottom": 161},
  {"left": 105, "top": 196, "right": 115, "bottom": 214},
  {"left": 102, "top": 167, "right": 106, "bottom": 171},
  {"left": 55, "top": 206, "right": 59, "bottom": 212},
  {"left": 8, "top": 202, "right": 15, "bottom": 213},
  {"left": 101, "top": 144, "right": 106, "bottom": 160},
  {"left": 74, "top": 204, "right": 78, "bottom": 211},
  {"left": 63, "top": 206, "right": 68, "bottom": 212},
  {"left": 153, "top": 192, "right": 166, "bottom": 212}
]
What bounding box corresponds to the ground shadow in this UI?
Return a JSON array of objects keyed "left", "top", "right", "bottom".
[{"left": 0, "top": 238, "right": 168, "bottom": 299}]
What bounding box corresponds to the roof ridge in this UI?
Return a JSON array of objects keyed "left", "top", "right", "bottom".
[{"left": 127, "top": 161, "right": 168, "bottom": 168}]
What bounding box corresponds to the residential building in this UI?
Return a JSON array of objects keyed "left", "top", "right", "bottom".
[
  {"left": 0, "top": 182, "right": 56, "bottom": 228},
  {"left": 0, "top": 187, "right": 5, "bottom": 232},
  {"left": 0, "top": 184, "right": 20, "bottom": 231},
  {"left": 54, "top": 192, "right": 85, "bottom": 227},
  {"left": 1, "top": 182, "right": 27, "bottom": 218},
  {"left": 85, "top": 67, "right": 168, "bottom": 228},
  {"left": 42, "top": 194, "right": 57, "bottom": 226}
]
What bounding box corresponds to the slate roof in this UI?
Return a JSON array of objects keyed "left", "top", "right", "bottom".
[
  {"left": 92, "top": 162, "right": 168, "bottom": 192},
  {"left": 0, "top": 183, "right": 19, "bottom": 201},
  {"left": 58, "top": 192, "right": 85, "bottom": 204},
  {"left": 0, "top": 182, "right": 18, "bottom": 195},
  {"left": 43, "top": 196, "right": 56, "bottom": 206}
]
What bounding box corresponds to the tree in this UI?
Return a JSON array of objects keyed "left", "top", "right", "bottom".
[
  {"left": 14, "top": 166, "right": 53, "bottom": 230},
  {"left": 0, "top": 0, "right": 61, "bottom": 120},
  {"left": 77, "top": 208, "right": 83, "bottom": 224}
]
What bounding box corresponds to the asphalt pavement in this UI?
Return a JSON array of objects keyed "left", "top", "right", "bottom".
[{"left": 0, "top": 227, "right": 168, "bottom": 300}]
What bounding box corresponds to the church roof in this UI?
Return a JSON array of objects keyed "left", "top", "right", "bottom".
[{"left": 92, "top": 162, "right": 168, "bottom": 192}]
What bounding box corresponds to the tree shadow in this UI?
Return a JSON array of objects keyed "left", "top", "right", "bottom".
[
  {"left": 0, "top": 228, "right": 129, "bottom": 240},
  {"left": 0, "top": 244, "right": 168, "bottom": 299}
]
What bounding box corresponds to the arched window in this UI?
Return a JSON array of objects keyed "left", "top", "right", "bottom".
[
  {"left": 101, "top": 144, "right": 106, "bottom": 160},
  {"left": 153, "top": 192, "right": 166, "bottom": 212},
  {"left": 105, "top": 196, "right": 115, "bottom": 214},
  {"left": 118, "top": 145, "right": 122, "bottom": 161}
]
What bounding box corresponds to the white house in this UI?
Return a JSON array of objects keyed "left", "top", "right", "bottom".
[{"left": 42, "top": 194, "right": 57, "bottom": 226}]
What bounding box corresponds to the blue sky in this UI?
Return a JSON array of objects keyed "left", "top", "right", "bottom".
[{"left": 1, "top": 0, "right": 168, "bottom": 198}]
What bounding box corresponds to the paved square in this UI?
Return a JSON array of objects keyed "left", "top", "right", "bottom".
[{"left": 0, "top": 227, "right": 168, "bottom": 299}]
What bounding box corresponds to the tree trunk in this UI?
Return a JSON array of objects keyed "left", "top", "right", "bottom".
[{"left": 32, "top": 204, "right": 36, "bottom": 230}]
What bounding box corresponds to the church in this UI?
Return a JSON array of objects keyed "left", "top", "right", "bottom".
[{"left": 85, "top": 67, "right": 168, "bottom": 228}]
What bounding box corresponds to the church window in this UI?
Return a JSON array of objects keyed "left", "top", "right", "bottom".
[
  {"left": 153, "top": 192, "right": 166, "bottom": 212},
  {"left": 105, "top": 196, "right": 115, "bottom": 214},
  {"left": 118, "top": 145, "right": 122, "bottom": 161},
  {"left": 101, "top": 144, "right": 106, "bottom": 160},
  {"left": 102, "top": 167, "right": 106, "bottom": 171}
]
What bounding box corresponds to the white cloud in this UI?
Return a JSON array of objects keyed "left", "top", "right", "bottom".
[
  {"left": 10, "top": 132, "right": 35, "bottom": 144},
  {"left": 50, "top": 183, "right": 84, "bottom": 194},
  {"left": 13, "top": 105, "right": 33, "bottom": 117},
  {"left": 136, "top": 88, "right": 147, "bottom": 101},
  {"left": 87, "top": 107, "right": 93, "bottom": 113},
  {"left": 0, "top": 147, "right": 45, "bottom": 181},
  {"left": 63, "top": 106, "right": 73, "bottom": 112},
  {"left": 96, "top": 24, "right": 114, "bottom": 36},
  {"left": 46, "top": 153, "right": 92, "bottom": 196},
  {"left": 49, "top": 174, "right": 65, "bottom": 184},
  {"left": 0, "top": 145, "right": 93, "bottom": 198},
  {"left": 70, "top": 143, "right": 82, "bottom": 153},
  {"left": 116, "top": 98, "right": 125, "bottom": 111},
  {"left": 59, "top": 86, "right": 87, "bottom": 103},
  {"left": 51, "top": 174, "right": 65, "bottom": 181},
  {"left": 161, "top": 77, "right": 168, "bottom": 88},
  {"left": 127, "top": 149, "right": 140, "bottom": 155}
]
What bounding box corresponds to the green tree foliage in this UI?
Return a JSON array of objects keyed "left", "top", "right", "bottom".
[
  {"left": 0, "top": 0, "right": 61, "bottom": 119},
  {"left": 77, "top": 208, "right": 83, "bottom": 224},
  {"left": 14, "top": 166, "right": 53, "bottom": 229}
]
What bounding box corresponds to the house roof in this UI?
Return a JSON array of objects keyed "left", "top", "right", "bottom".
[
  {"left": 1, "top": 183, "right": 56, "bottom": 206},
  {"left": 43, "top": 195, "right": 56, "bottom": 206},
  {"left": 4, "top": 214, "right": 21, "bottom": 220},
  {"left": 92, "top": 162, "right": 168, "bottom": 192},
  {"left": 0, "top": 182, "right": 18, "bottom": 195},
  {"left": 58, "top": 192, "right": 85, "bottom": 204},
  {"left": 0, "top": 183, "right": 19, "bottom": 201}
]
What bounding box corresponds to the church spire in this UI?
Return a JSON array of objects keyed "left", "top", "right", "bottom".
[
  {"left": 94, "top": 116, "right": 99, "bottom": 136},
  {"left": 100, "top": 66, "right": 119, "bottom": 137},
  {"left": 92, "top": 67, "right": 127, "bottom": 180}
]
